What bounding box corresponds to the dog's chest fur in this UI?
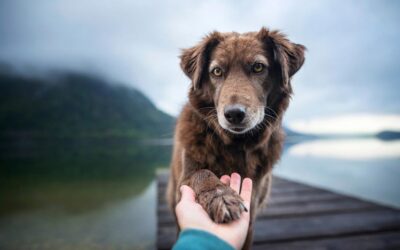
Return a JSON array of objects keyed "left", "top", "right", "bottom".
[{"left": 178, "top": 104, "right": 277, "bottom": 180}]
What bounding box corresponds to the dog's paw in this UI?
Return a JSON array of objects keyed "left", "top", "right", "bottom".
[{"left": 198, "top": 186, "right": 246, "bottom": 223}]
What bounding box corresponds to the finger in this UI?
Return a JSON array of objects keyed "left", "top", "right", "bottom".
[
  {"left": 240, "top": 178, "right": 253, "bottom": 210},
  {"left": 230, "top": 172, "right": 241, "bottom": 193},
  {"left": 220, "top": 175, "right": 231, "bottom": 185},
  {"left": 179, "top": 185, "right": 196, "bottom": 203}
]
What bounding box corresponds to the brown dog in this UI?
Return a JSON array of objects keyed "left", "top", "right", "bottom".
[{"left": 167, "top": 27, "right": 305, "bottom": 249}]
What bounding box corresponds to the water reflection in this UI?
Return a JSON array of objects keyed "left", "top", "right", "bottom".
[
  {"left": 289, "top": 138, "right": 400, "bottom": 160},
  {"left": 0, "top": 138, "right": 172, "bottom": 249},
  {"left": 0, "top": 182, "right": 156, "bottom": 250}
]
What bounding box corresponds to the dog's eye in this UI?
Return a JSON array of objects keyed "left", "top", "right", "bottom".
[
  {"left": 252, "top": 63, "right": 265, "bottom": 73},
  {"left": 211, "top": 67, "right": 223, "bottom": 77}
]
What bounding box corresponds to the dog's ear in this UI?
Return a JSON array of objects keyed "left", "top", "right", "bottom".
[
  {"left": 257, "top": 27, "right": 306, "bottom": 89},
  {"left": 180, "top": 32, "right": 222, "bottom": 90}
]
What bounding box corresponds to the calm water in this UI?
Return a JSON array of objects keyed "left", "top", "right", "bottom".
[
  {"left": 0, "top": 138, "right": 171, "bottom": 250},
  {"left": 0, "top": 137, "right": 399, "bottom": 249}
]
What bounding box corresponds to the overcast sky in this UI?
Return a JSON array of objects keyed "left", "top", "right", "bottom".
[{"left": 0, "top": 0, "right": 399, "bottom": 132}]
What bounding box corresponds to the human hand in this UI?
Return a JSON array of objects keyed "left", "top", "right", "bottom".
[{"left": 175, "top": 173, "right": 253, "bottom": 250}]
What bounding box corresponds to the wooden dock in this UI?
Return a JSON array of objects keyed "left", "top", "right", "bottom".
[{"left": 156, "top": 172, "right": 400, "bottom": 249}]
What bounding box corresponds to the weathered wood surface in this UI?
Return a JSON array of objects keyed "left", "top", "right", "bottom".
[{"left": 156, "top": 172, "right": 400, "bottom": 249}]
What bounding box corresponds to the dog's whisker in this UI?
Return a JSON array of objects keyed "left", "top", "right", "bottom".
[{"left": 198, "top": 106, "right": 216, "bottom": 112}]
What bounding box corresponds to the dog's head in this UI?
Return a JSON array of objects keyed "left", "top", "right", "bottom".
[{"left": 181, "top": 28, "right": 305, "bottom": 135}]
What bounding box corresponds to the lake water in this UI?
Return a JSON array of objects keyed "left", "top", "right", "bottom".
[{"left": 0, "top": 137, "right": 399, "bottom": 249}]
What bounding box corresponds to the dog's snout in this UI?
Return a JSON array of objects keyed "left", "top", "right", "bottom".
[{"left": 224, "top": 105, "right": 246, "bottom": 125}]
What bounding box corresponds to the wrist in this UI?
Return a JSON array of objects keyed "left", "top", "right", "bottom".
[{"left": 212, "top": 227, "right": 240, "bottom": 250}]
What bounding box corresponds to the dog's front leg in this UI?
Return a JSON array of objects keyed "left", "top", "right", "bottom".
[{"left": 179, "top": 167, "right": 246, "bottom": 224}]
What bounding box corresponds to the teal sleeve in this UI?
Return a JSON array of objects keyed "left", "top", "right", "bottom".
[{"left": 172, "top": 229, "right": 235, "bottom": 250}]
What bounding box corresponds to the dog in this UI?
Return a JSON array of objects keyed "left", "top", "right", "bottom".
[{"left": 167, "top": 27, "right": 305, "bottom": 249}]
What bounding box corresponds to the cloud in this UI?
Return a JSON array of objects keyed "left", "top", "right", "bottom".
[{"left": 0, "top": 0, "right": 399, "bottom": 119}]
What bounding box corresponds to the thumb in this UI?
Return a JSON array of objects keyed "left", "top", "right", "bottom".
[{"left": 179, "top": 185, "right": 196, "bottom": 203}]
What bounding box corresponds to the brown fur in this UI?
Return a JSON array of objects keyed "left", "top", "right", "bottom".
[{"left": 167, "top": 27, "right": 305, "bottom": 249}]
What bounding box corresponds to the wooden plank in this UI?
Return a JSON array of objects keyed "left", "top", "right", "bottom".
[
  {"left": 158, "top": 176, "right": 350, "bottom": 203},
  {"left": 158, "top": 184, "right": 321, "bottom": 200},
  {"left": 259, "top": 198, "right": 379, "bottom": 218},
  {"left": 253, "top": 209, "right": 400, "bottom": 242},
  {"left": 157, "top": 231, "right": 176, "bottom": 250},
  {"left": 157, "top": 171, "right": 169, "bottom": 184},
  {"left": 268, "top": 191, "right": 343, "bottom": 205},
  {"left": 252, "top": 231, "right": 400, "bottom": 250},
  {"left": 157, "top": 190, "right": 347, "bottom": 215}
]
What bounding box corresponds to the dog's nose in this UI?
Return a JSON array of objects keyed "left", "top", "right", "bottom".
[{"left": 224, "top": 105, "right": 246, "bottom": 125}]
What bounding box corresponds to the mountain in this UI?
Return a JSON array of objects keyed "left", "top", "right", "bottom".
[
  {"left": 284, "top": 126, "right": 317, "bottom": 142},
  {"left": 376, "top": 130, "right": 400, "bottom": 141},
  {"left": 0, "top": 69, "right": 175, "bottom": 138}
]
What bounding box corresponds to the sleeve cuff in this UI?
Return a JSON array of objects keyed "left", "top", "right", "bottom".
[{"left": 172, "top": 228, "right": 235, "bottom": 250}]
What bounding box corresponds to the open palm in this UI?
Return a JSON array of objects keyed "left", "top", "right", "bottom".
[{"left": 175, "top": 173, "right": 253, "bottom": 250}]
